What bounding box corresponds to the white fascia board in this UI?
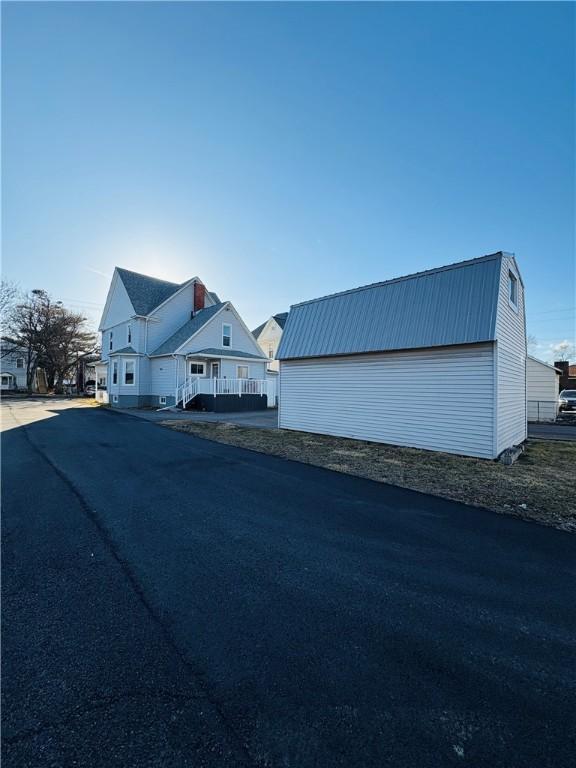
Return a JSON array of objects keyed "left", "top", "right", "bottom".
[{"left": 98, "top": 269, "right": 136, "bottom": 331}]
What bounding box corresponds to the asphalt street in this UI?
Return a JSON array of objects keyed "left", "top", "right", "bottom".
[{"left": 2, "top": 399, "right": 575, "bottom": 767}]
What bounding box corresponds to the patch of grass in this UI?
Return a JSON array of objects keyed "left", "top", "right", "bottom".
[{"left": 160, "top": 421, "right": 576, "bottom": 532}]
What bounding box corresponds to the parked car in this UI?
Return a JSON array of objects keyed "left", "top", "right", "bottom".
[
  {"left": 559, "top": 390, "right": 576, "bottom": 411},
  {"left": 84, "top": 384, "right": 96, "bottom": 397}
]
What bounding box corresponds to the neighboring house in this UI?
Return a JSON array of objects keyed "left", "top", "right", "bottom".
[
  {"left": 0, "top": 346, "right": 27, "bottom": 390},
  {"left": 277, "top": 251, "right": 527, "bottom": 460},
  {"left": 252, "top": 312, "right": 288, "bottom": 372},
  {"left": 526, "top": 356, "right": 561, "bottom": 422},
  {"left": 554, "top": 361, "right": 576, "bottom": 392},
  {"left": 97, "top": 268, "right": 269, "bottom": 410}
]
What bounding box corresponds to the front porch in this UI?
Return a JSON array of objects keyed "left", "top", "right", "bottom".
[
  {"left": 176, "top": 376, "right": 270, "bottom": 412},
  {"left": 171, "top": 351, "right": 273, "bottom": 412}
]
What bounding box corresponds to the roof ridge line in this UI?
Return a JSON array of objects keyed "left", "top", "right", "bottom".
[{"left": 290, "top": 252, "right": 507, "bottom": 309}]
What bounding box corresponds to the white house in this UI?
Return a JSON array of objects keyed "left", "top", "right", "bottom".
[
  {"left": 526, "top": 355, "right": 561, "bottom": 422},
  {"left": 277, "top": 252, "right": 527, "bottom": 460},
  {"left": 97, "top": 268, "right": 269, "bottom": 410},
  {"left": 252, "top": 312, "right": 288, "bottom": 372},
  {"left": 0, "top": 346, "right": 27, "bottom": 390}
]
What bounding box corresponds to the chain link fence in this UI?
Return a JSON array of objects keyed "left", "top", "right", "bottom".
[{"left": 527, "top": 400, "right": 559, "bottom": 423}]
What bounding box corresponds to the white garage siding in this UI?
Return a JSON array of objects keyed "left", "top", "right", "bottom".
[
  {"left": 527, "top": 357, "right": 559, "bottom": 421},
  {"left": 495, "top": 257, "right": 527, "bottom": 454},
  {"left": 279, "top": 344, "right": 496, "bottom": 459}
]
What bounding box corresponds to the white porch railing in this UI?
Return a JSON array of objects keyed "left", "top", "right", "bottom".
[
  {"left": 175, "top": 377, "right": 268, "bottom": 406},
  {"left": 213, "top": 378, "right": 268, "bottom": 396},
  {"left": 176, "top": 376, "right": 199, "bottom": 408}
]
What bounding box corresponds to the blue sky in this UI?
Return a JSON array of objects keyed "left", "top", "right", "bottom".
[{"left": 2, "top": 1, "right": 574, "bottom": 361}]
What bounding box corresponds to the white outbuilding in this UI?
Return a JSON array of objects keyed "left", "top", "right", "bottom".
[
  {"left": 526, "top": 356, "right": 561, "bottom": 422},
  {"left": 277, "top": 252, "right": 527, "bottom": 460}
]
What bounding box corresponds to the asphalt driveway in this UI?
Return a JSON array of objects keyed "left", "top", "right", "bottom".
[
  {"left": 119, "top": 405, "right": 279, "bottom": 429},
  {"left": 2, "top": 399, "right": 575, "bottom": 767}
]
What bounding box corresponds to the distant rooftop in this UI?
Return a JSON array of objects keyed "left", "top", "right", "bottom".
[{"left": 252, "top": 312, "right": 289, "bottom": 339}]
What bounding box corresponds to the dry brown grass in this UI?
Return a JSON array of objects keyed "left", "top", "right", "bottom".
[{"left": 160, "top": 420, "right": 576, "bottom": 532}]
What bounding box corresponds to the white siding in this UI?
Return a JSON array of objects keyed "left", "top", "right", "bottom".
[
  {"left": 181, "top": 305, "right": 264, "bottom": 358},
  {"left": 150, "top": 357, "right": 177, "bottom": 396},
  {"left": 147, "top": 284, "right": 196, "bottom": 352},
  {"left": 527, "top": 357, "right": 559, "bottom": 421},
  {"left": 495, "top": 257, "right": 527, "bottom": 453},
  {"left": 279, "top": 344, "right": 496, "bottom": 459},
  {"left": 107, "top": 356, "right": 146, "bottom": 397},
  {"left": 101, "top": 318, "right": 145, "bottom": 361},
  {"left": 255, "top": 318, "right": 283, "bottom": 371},
  {"left": 99, "top": 272, "right": 135, "bottom": 330},
  {"left": 219, "top": 359, "right": 267, "bottom": 379}
]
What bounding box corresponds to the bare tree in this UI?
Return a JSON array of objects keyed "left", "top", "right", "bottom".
[
  {"left": 551, "top": 340, "right": 575, "bottom": 362},
  {"left": 41, "top": 304, "right": 98, "bottom": 393},
  {"left": 0, "top": 280, "right": 18, "bottom": 336},
  {"left": 3, "top": 289, "right": 97, "bottom": 393}
]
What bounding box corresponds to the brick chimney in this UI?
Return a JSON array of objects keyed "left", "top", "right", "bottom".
[
  {"left": 554, "top": 360, "right": 570, "bottom": 390},
  {"left": 193, "top": 282, "right": 205, "bottom": 314}
]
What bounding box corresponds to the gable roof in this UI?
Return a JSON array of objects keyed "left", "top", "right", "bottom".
[
  {"left": 278, "top": 253, "right": 507, "bottom": 360},
  {"left": 116, "top": 268, "right": 184, "bottom": 316},
  {"left": 252, "top": 312, "right": 289, "bottom": 339},
  {"left": 150, "top": 303, "right": 226, "bottom": 356},
  {"left": 194, "top": 348, "right": 267, "bottom": 360},
  {"left": 109, "top": 346, "right": 140, "bottom": 356},
  {"left": 527, "top": 355, "right": 562, "bottom": 373}
]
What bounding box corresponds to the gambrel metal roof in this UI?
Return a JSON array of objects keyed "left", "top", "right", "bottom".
[{"left": 277, "top": 253, "right": 506, "bottom": 360}]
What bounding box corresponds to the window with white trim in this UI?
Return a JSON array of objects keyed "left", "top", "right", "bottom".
[
  {"left": 189, "top": 362, "right": 205, "bottom": 376},
  {"left": 16, "top": 358, "right": 24, "bottom": 368},
  {"left": 109, "top": 331, "right": 113, "bottom": 351},
  {"left": 124, "top": 360, "right": 135, "bottom": 385},
  {"left": 159, "top": 396, "right": 167, "bottom": 405},
  {"left": 237, "top": 365, "right": 249, "bottom": 379},
  {"left": 222, "top": 323, "right": 232, "bottom": 348},
  {"left": 268, "top": 347, "right": 274, "bottom": 359},
  {"left": 112, "top": 395, "right": 118, "bottom": 403},
  {"left": 508, "top": 271, "right": 518, "bottom": 307},
  {"left": 112, "top": 361, "right": 118, "bottom": 385},
  {"left": 127, "top": 324, "right": 132, "bottom": 344}
]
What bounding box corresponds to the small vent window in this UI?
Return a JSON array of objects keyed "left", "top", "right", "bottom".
[
  {"left": 509, "top": 271, "right": 518, "bottom": 307},
  {"left": 127, "top": 325, "right": 132, "bottom": 344},
  {"left": 159, "top": 396, "right": 167, "bottom": 405},
  {"left": 109, "top": 331, "right": 113, "bottom": 351}
]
